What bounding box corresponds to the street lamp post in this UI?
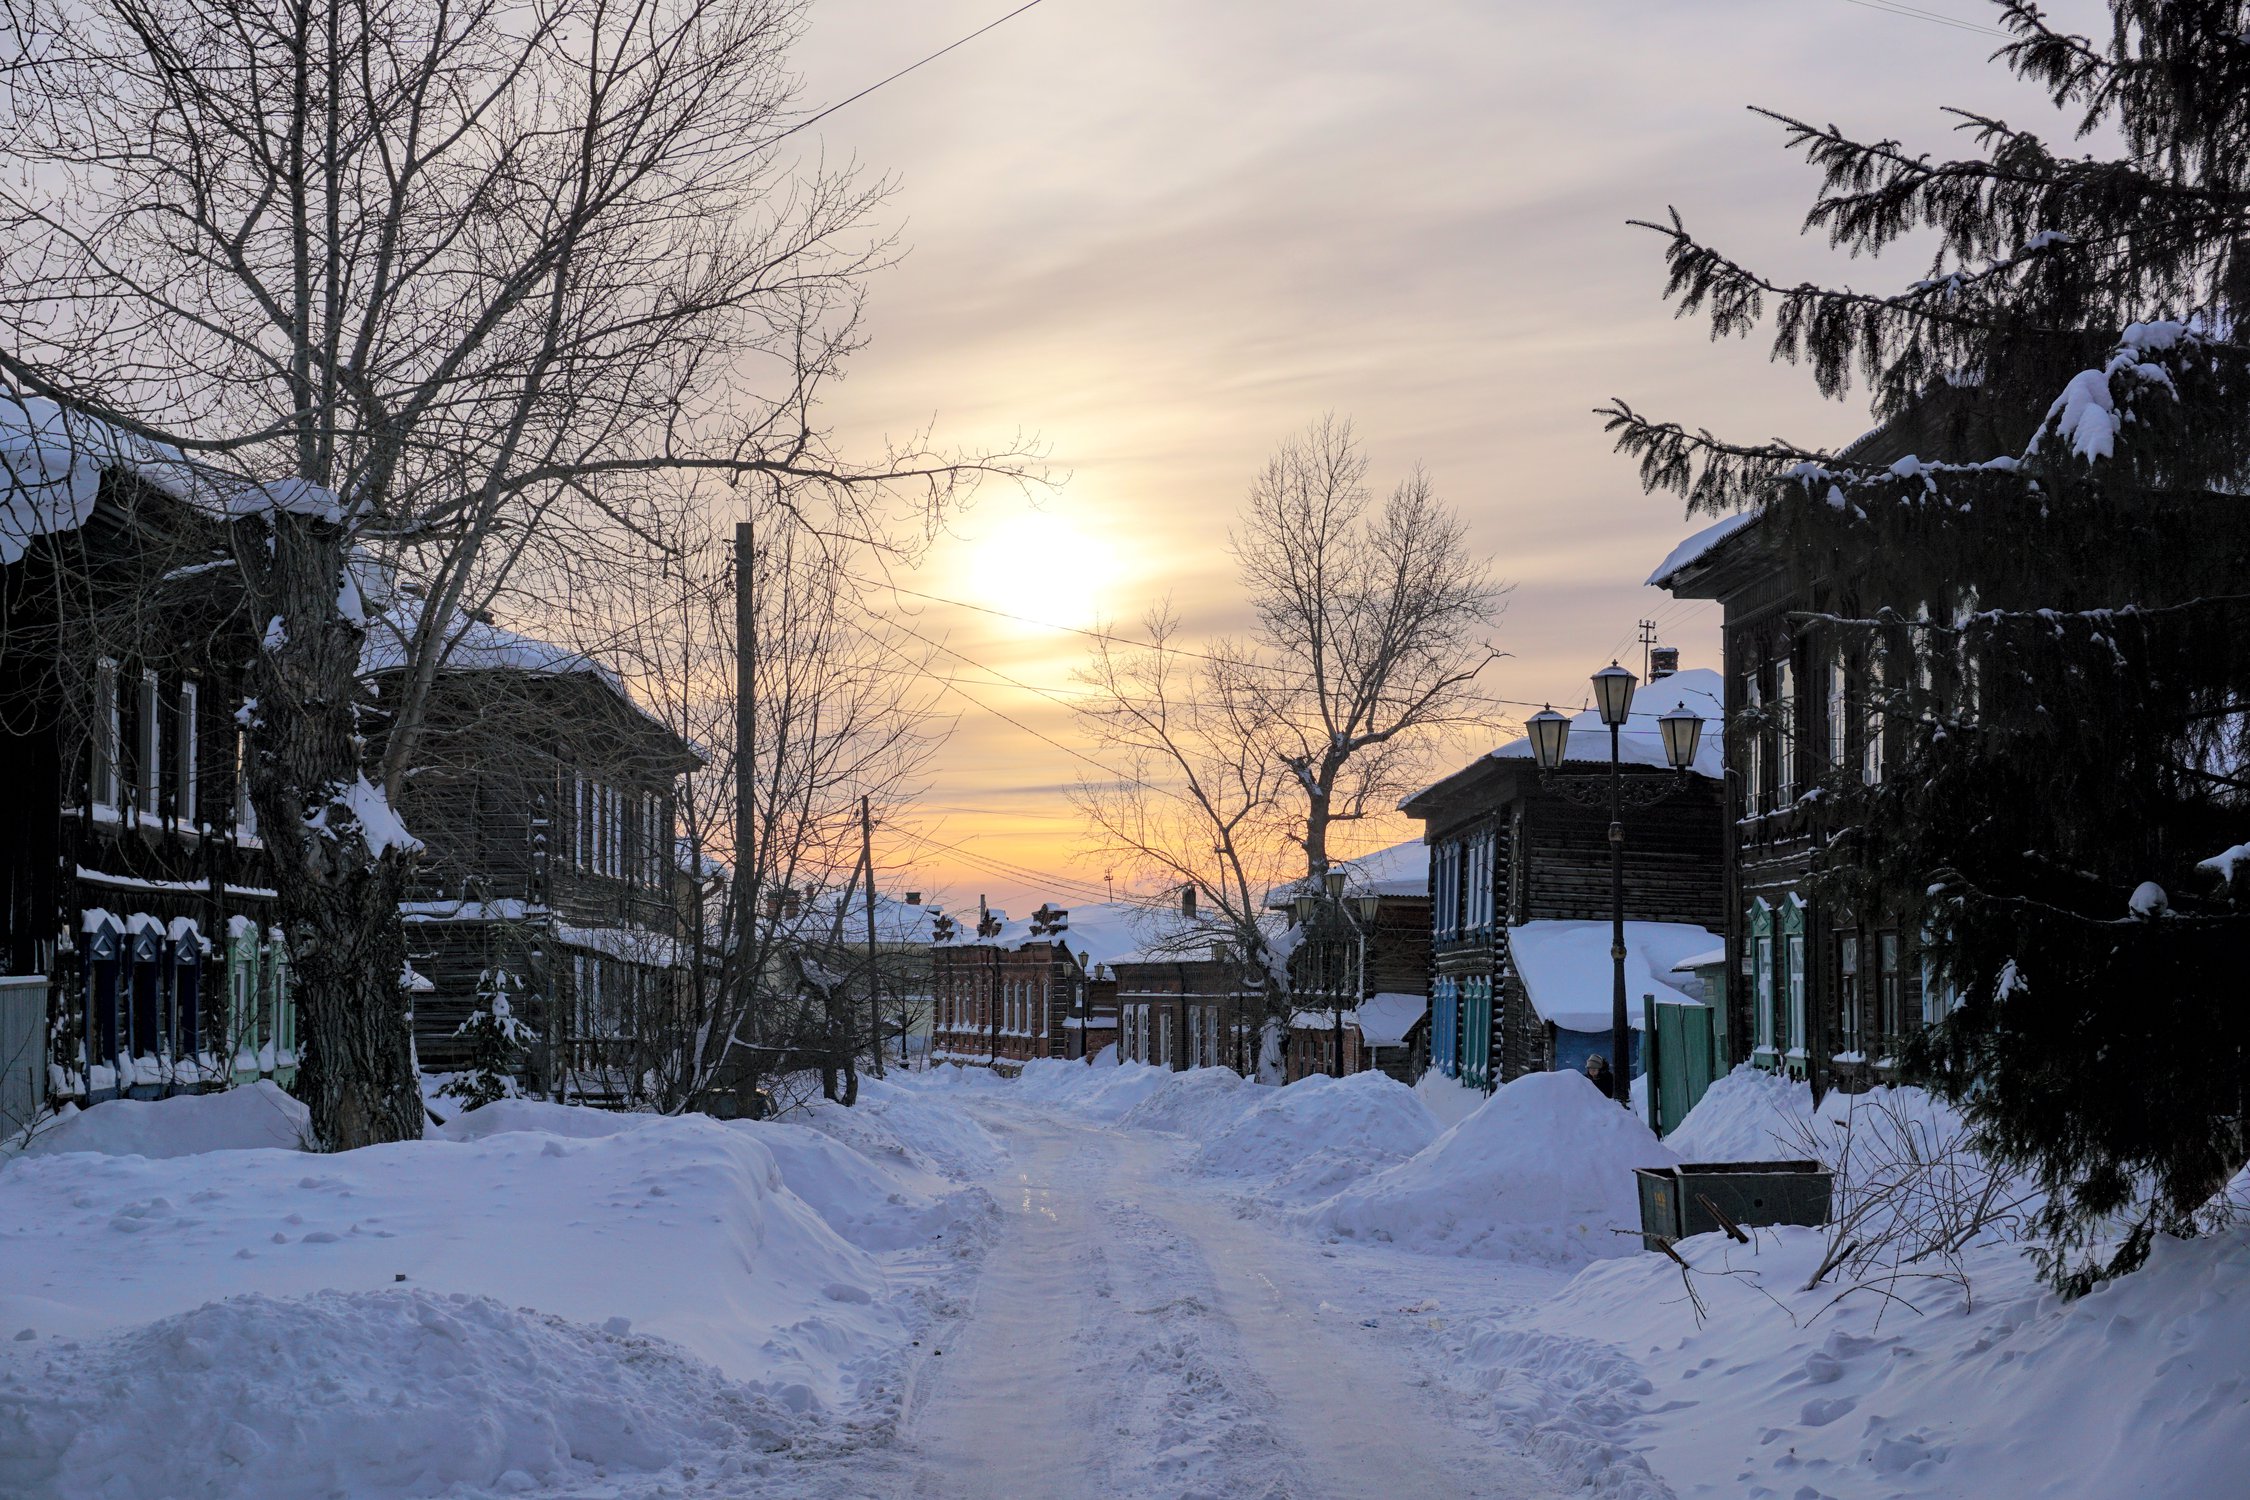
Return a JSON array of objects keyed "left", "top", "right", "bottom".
[{"left": 1524, "top": 665, "right": 1704, "bottom": 1108}]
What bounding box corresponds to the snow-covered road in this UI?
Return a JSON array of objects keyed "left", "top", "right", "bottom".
[{"left": 870, "top": 1096, "right": 1569, "bottom": 1500}]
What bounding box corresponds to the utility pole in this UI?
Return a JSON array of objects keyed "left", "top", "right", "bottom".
[
  {"left": 1638, "top": 618, "right": 1658, "bottom": 684},
  {"left": 732, "top": 520, "right": 758, "bottom": 1067},
  {"left": 862, "top": 794, "right": 883, "bottom": 1079}
]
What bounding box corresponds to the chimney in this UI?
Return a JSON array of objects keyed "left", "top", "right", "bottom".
[
  {"left": 905, "top": 890, "right": 922, "bottom": 906},
  {"left": 1650, "top": 645, "right": 1680, "bottom": 680},
  {"left": 1179, "top": 884, "right": 1197, "bottom": 919}
]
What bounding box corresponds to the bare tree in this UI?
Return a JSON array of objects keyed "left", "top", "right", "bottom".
[
  {"left": 1073, "top": 420, "right": 1506, "bottom": 1061},
  {"left": 0, "top": 0, "right": 1029, "bottom": 1145},
  {"left": 1075, "top": 608, "right": 1298, "bottom": 1036},
  {"left": 1231, "top": 416, "right": 1508, "bottom": 883},
  {"left": 578, "top": 499, "right": 946, "bottom": 1116}
]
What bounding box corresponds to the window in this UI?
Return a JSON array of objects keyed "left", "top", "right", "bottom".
[
  {"left": 1825, "top": 651, "right": 1846, "bottom": 770},
  {"left": 1861, "top": 652, "right": 1886, "bottom": 786},
  {"left": 1836, "top": 934, "right": 1861, "bottom": 1056},
  {"left": 1754, "top": 935, "right": 1775, "bottom": 1054},
  {"left": 138, "top": 669, "right": 161, "bottom": 812},
  {"left": 1877, "top": 932, "right": 1902, "bottom": 1046},
  {"left": 93, "top": 659, "right": 121, "bottom": 811},
  {"left": 1773, "top": 654, "right": 1796, "bottom": 801},
  {"left": 233, "top": 725, "right": 259, "bottom": 839},
  {"left": 1741, "top": 669, "right": 1766, "bottom": 811},
  {"left": 177, "top": 682, "right": 199, "bottom": 825},
  {"left": 1785, "top": 932, "right": 1807, "bottom": 1058}
]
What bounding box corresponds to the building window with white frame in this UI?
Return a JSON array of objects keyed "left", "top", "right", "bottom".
[
  {"left": 137, "top": 668, "right": 161, "bottom": 813},
  {"left": 1785, "top": 930, "right": 1807, "bottom": 1058},
  {"left": 1824, "top": 649, "right": 1846, "bottom": 769},
  {"left": 1754, "top": 933, "right": 1775, "bottom": 1054},
  {"left": 177, "top": 681, "right": 199, "bottom": 825},
  {"left": 1772, "top": 653, "right": 1796, "bottom": 802},
  {"left": 93, "top": 659, "right": 122, "bottom": 811}
]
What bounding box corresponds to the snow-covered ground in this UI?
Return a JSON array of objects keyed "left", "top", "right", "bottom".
[{"left": 2, "top": 1061, "right": 2243, "bottom": 1499}]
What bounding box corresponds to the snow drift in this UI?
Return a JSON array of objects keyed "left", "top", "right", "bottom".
[
  {"left": 1309, "top": 1070, "right": 1676, "bottom": 1265},
  {"left": 0, "top": 1290, "right": 796, "bottom": 1500},
  {"left": 18, "top": 1081, "right": 309, "bottom": 1159},
  {"left": 1189, "top": 1071, "right": 1441, "bottom": 1205}
]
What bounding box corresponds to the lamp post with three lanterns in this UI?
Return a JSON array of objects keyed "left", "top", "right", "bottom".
[{"left": 1523, "top": 663, "right": 1705, "bottom": 1107}]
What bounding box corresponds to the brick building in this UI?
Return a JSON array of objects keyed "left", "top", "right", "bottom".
[{"left": 928, "top": 903, "right": 1089, "bottom": 1073}]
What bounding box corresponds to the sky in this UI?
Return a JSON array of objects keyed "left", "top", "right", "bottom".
[{"left": 777, "top": 0, "right": 2101, "bottom": 916}]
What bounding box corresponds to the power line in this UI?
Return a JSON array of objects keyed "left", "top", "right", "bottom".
[
  {"left": 1833, "top": 0, "right": 2010, "bottom": 36},
  {"left": 763, "top": 0, "right": 1056, "bottom": 149}
]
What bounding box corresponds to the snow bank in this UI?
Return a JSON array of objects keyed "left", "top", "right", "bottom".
[
  {"left": 1490, "top": 1218, "right": 2250, "bottom": 1500},
  {"left": 1413, "top": 1070, "right": 1489, "bottom": 1129},
  {"left": 0, "top": 1114, "right": 911, "bottom": 1406},
  {"left": 19, "top": 1081, "right": 309, "bottom": 1159},
  {"left": 792, "top": 1072, "right": 1008, "bottom": 1182},
  {"left": 1190, "top": 1071, "right": 1441, "bottom": 1206},
  {"left": 1114, "top": 1067, "right": 1258, "bottom": 1137},
  {"left": 436, "top": 1095, "right": 656, "bottom": 1143},
  {"left": 1012, "top": 1057, "right": 1175, "bottom": 1121},
  {"left": 0, "top": 1290, "right": 796, "bottom": 1500},
  {"left": 749, "top": 1119, "right": 982, "bottom": 1253},
  {"left": 1310, "top": 1070, "right": 1676, "bottom": 1265},
  {"left": 1661, "top": 1063, "right": 1813, "bottom": 1162}
]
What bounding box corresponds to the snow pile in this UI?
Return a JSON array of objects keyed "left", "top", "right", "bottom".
[
  {"left": 792, "top": 1072, "right": 1008, "bottom": 1182},
  {"left": 1189, "top": 1071, "right": 1441, "bottom": 1205},
  {"left": 19, "top": 1081, "right": 309, "bottom": 1159},
  {"left": 0, "top": 1113, "right": 915, "bottom": 1406},
  {"left": 1660, "top": 1064, "right": 1814, "bottom": 1162},
  {"left": 750, "top": 1119, "right": 982, "bottom": 1253},
  {"left": 0, "top": 1289, "right": 795, "bottom": 1500},
  {"left": 1413, "top": 1069, "right": 1489, "bottom": 1129},
  {"left": 436, "top": 1095, "right": 654, "bottom": 1143},
  {"left": 1483, "top": 1218, "right": 2250, "bottom": 1500},
  {"left": 1012, "top": 1057, "right": 1176, "bottom": 1120},
  {"left": 1114, "top": 1067, "right": 1258, "bottom": 1137},
  {"left": 1310, "top": 1070, "right": 1676, "bottom": 1266}
]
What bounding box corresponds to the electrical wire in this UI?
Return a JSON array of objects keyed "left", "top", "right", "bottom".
[
  {"left": 1833, "top": 0, "right": 2010, "bottom": 37},
  {"left": 761, "top": 0, "right": 1056, "bottom": 150}
]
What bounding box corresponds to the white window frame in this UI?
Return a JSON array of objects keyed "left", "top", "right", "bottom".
[
  {"left": 234, "top": 725, "right": 259, "bottom": 839},
  {"left": 177, "top": 681, "right": 199, "bottom": 825},
  {"left": 1861, "top": 651, "right": 1886, "bottom": 786},
  {"left": 1754, "top": 934, "right": 1775, "bottom": 1054},
  {"left": 1824, "top": 650, "right": 1846, "bottom": 769},
  {"left": 1772, "top": 655, "right": 1796, "bottom": 801},
  {"left": 93, "top": 658, "right": 121, "bottom": 811},
  {"left": 138, "top": 668, "right": 161, "bottom": 813},
  {"left": 1785, "top": 931, "right": 1807, "bottom": 1058}
]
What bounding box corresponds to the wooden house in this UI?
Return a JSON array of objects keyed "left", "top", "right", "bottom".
[
  {"left": 1, "top": 406, "right": 299, "bottom": 1111},
  {"left": 1274, "top": 839, "right": 1432, "bottom": 1083},
  {"left": 1643, "top": 397, "right": 2036, "bottom": 1096},
  {"left": 364, "top": 603, "right": 699, "bottom": 1100},
  {"left": 1400, "top": 663, "right": 1725, "bottom": 1093}
]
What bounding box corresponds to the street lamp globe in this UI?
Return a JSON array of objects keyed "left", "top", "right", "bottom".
[
  {"left": 1658, "top": 704, "right": 1705, "bottom": 772},
  {"left": 1591, "top": 661, "right": 1638, "bottom": 727},
  {"left": 1526, "top": 705, "right": 1571, "bottom": 770}
]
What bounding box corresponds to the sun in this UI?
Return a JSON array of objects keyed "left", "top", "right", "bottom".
[{"left": 960, "top": 505, "right": 1118, "bottom": 633}]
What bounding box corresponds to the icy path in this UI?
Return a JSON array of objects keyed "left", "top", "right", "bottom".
[{"left": 867, "top": 1099, "right": 1571, "bottom": 1500}]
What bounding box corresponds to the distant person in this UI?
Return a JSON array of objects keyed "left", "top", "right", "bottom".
[{"left": 1583, "top": 1053, "right": 1615, "bottom": 1099}]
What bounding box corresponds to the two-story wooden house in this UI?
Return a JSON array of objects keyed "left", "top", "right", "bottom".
[
  {"left": 1273, "top": 839, "right": 1432, "bottom": 1082},
  {"left": 1401, "top": 660, "right": 1725, "bottom": 1092},
  {"left": 1644, "top": 397, "right": 2031, "bottom": 1096},
  {"left": 365, "top": 602, "right": 698, "bottom": 1101},
  {"left": 2, "top": 405, "right": 298, "bottom": 1112}
]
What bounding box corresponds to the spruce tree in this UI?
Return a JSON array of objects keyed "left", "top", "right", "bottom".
[
  {"left": 439, "top": 970, "right": 537, "bottom": 1112},
  {"left": 1606, "top": 0, "right": 2250, "bottom": 1291}
]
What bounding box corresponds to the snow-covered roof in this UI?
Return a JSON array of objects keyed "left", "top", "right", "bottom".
[
  {"left": 1268, "top": 838, "right": 1430, "bottom": 908},
  {"left": 2, "top": 394, "right": 344, "bottom": 565},
  {"left": 1508, "top": 920, "right": 1723, "bottom": 1034},
  {"left": 788, "top": 889, "right": 941, "bottom": 946},
  {"left": 1670, "top": 947, "right": 1728, "bottom": 973},
  {"left": 1355, "top": 992, "right": 1427, "bottom": 1049},
  {"left": 1645, "top": 511, "right": 1759, "bottom": 589},
  {"left": 556, "top": 922, "right": 685, "bottom": 969}
]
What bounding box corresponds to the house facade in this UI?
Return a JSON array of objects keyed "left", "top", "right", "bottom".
[
  {"left": 1401, "top": 661, "right": 1725, "bottom": 1092},
  {"left": 927, "top": 903, "right": 1089, "bottom": 1072},
  {"left": 367, "top": 605, "right": 698, "bottom": 1101},
  {"left": 1275, "top": 839, "right": 1431, "bottom": 1084},
  {"left": 1, "top": 438, "right": 299, "bottom": 1112}
]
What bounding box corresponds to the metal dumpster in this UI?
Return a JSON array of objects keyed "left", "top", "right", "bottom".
[{"left": 1637, "top": 1160, "right": 1832, "bottom": 1250}]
